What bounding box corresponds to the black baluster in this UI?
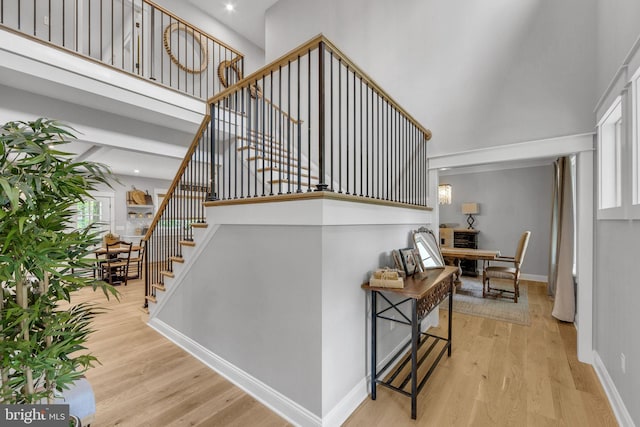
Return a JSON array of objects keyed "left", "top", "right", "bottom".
[{"left": 338, "top": 58, "right": 342, "bottom": 193}]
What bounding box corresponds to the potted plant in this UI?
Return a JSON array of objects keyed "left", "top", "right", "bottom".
[{"left": 0, "top": 119, "right": 118, "bottom": 405}]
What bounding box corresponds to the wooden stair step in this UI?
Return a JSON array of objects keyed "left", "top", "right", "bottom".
[
  {"left": 237, "top": 134, "right": 282, "bottom": 146},
  {"left": 160, "top": 270, "right": 175, "bottom": 278},
  {"left": 191, "top": 222, "right": 208, "bottom": 229},
  {"left": 237, "top": 142, "right": 288, "bottom": 154},
  {"left": 180, "top": 240, "right": 196, "bottom": 247},
  {"left": 259, "top": 169, "right": 319, "bottom": 180},
  {"left": 246, "top": 129, "right": 280, "bottom": 142},
  {"left": 145, "top": 295, "right": 157, "bottom": 304},
  {"left": 270, "top": 179, "right": 320, "bottom": 186},
  {"left": 247, "top": 155, "right": 308, "bottom": 170},
  {"left": 152, "top": 283, "right": 166, "bottom": 292},
  {"left": 170, "top": 256, "right": 185, "bottom": 263}
]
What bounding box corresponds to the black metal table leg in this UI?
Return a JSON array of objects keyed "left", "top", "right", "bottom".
[
  {"left": 411, "top": 298, "right": 418, "bottom": 420},
  {"left": 448, "top": 276, "right": 453, "bottom": 356},
  {"left": 371, "top": 290, "right": 377, "bottom": 400}
]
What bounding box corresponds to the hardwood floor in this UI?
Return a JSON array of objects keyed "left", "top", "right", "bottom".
[
  {"left": 76, "top": 281, "right": 290, "bottom": 427},
  {"left": 344, "top": 283, "right": 618, "bottom": 427},
  {"left": 77, "top": 280, "right": 617, "bottom": 426}
]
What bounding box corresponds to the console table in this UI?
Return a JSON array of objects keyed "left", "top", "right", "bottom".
[{"left": 361, "top": 266, "right": 457, "bottom": 419}]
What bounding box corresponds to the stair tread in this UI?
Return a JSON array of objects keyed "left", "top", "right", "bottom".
[
  {"left": 152, "top": 283, "right": 166, "bottom": 292},
  {"left": 145, "top": 295, "right": 157, "bottom": 303},
  {"left": 180, "top": 240, "right": 196, "bottom": 247},
  {"left": 160, "top": 270, "right": 175, "bottom": 278},
  {"left": 191, "top": 223, "right": 208, "bottom": 228},
  {"left": 237, "top": 134, "right": 282, "bottom": 146},
  {"left": 256, "top": 166, "right": 317, "bottom": 178},
  {"left": 170, "top": 256, "right": 185, "bottom": 263},
  {"left": 270, "top": 179, "right": 320, "bottom": 185},
  {"left": 247, "top": 155, "right": 308, "bottom": 169}
]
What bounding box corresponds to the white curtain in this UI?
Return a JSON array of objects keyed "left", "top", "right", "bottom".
[{"left": 548, "top": 157, "right": 575, "bottom": 322}]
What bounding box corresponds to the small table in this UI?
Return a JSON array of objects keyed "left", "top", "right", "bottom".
[
  {"left": 94, "top": 245, "right": 140, "bottom": 283},
  {"left": 362, "top": 266, "right": 457, "bottom": 419},
  {"left": 440, "top": 247, "right": 500, "bottom": 287},
  {"left": 94, "top": 245, "right": 141, "bottom": 256}
]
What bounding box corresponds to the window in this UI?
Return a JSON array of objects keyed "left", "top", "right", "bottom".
[
  {"left": 633, "top": 68, "right": 640, "bottom": 211},
  {"left": 597, "top": 97, "right": 623, "bottom": 213},
  {"left": 73, "top": 193, "right": 114, "bottom": 242}
]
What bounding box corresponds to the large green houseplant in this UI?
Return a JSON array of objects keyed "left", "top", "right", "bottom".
[{"left": 0, "top": 119, "right": 118, "bottom": 404}]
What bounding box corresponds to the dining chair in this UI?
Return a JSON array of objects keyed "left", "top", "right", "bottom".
[
  {"left": 127, "top": 240, "right": 145, "bottom": 280},
  {"left": 101, "top": 241, "right": 132, "bottom": 286},
  {"left": 482, "top": 231, "right": 531, "bottom": 303}
]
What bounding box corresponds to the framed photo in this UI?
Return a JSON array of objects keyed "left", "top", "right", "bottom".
[
  {"left": 399, "top": 247, "right": 419, "bottom": 276},
  {"left": 391, "top": 250, "right": 406, "bottom": 277}
]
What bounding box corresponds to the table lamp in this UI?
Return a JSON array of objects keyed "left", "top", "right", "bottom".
[{"left": 461, "top": 202, "right": 479, "bottom": 229}]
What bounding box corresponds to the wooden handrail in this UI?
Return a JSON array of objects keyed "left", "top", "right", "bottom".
[
  {"left": 142, "top": 115, "right": 211, "bottom": 242},
  {"left": 208, "top": 34, "right": 431, "bottom": 141},
  {"left": 142, "top": 0, "right": 243, "bottom": 58}
]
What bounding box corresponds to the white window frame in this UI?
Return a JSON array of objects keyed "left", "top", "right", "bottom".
[
  {"left": 73, "top": 191, "right": 115, "bottom": 247},
  {"left": 597, "top": 96, "right": 624, "bottom": 219},
  {"left": 631, "top": 67, "right": 640, "bottom": 218}
]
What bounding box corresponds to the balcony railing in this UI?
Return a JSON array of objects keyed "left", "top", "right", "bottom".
[
  {"left": 0, "top": 0, "right": 244, "bottom": 100},
  {"left": 142, "top": 35, "right": 432, "bottom": 308},
  {"left": 208, "top": 35, "right": 431, "bottom": 203}
]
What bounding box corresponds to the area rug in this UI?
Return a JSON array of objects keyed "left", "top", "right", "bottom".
[{"left": 441, "top": 276, "right": 531, "bottom": 326}]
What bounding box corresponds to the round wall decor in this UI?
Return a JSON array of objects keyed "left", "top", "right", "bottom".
[
  {"left": 163, "top": 22, "right": 208, "bottom": 74},
  {"left": 217, "top": 59, "right": 242, "bottom": 88}
]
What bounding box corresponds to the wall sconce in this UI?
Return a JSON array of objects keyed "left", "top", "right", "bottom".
[
  {"left": 462, "top": 202, "right": 479, "bottom": 229},
  {"left": 438, "top": 184, "right": 452, "bottom": 205}
]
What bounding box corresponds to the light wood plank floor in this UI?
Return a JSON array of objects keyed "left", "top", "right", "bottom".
[{"left": 76, "top": 280, "right": 617, "bottom": 426}]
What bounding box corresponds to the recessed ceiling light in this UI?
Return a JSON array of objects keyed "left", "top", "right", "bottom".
[
  {"left": 225, "top": 3, "right": 234, "bottom": 12},
  {"left": 134, "top": 169, "right": 140, "bottom": 174}
]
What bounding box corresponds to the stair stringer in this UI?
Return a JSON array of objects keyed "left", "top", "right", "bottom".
[{"left": 147, "top": 223, "right": 221, "bottom": 319}]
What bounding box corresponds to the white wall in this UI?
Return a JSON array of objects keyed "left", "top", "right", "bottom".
[
  {"left": 594, "top": 0, "right": 640, "bottom": 424},
  {"left": 439, "top": 164, "right": 554, "bottom": 279},
  {"left": 596, "top": 0, "right": 640, "bottom": 97},
  {"left": 152, "top": 198, "right": 436, "bottom": 424},
  {"left": 106, "top": 174, "right": 172, "bottom": 239},
  {"left": 153, "top": 0, "right": 265, "bottom": 74},
  {"left": 157, "top": 224, "right": 324, "bottom": 415},
  {"left": 265, "top": 0, "right": 597, "bottom": 158}
]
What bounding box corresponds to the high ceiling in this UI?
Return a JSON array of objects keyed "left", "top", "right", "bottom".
[{"left": 187, "top": 0, "right": 279, "bottom": 49}]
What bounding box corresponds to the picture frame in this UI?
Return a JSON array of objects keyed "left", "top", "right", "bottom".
[
  {"left": 391, "top": 250, "right": 406, "bottom": 277},
  {"left": 399, "top": 247, "right": 419, "bottom": 276}
]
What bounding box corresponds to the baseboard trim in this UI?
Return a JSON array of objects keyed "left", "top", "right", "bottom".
[
  {"left": 322, "top": 311, "right": 439, "bottom": 426},
  {"left": 322, "top": 378, "right": 367, "bottom": 427},
  {"left": 148, "top": 308, "right": 439, "bottom": 426},
  {"left": 592, "top": 351, "right": 636, "bottom": 427},
  {"left": 148, "top": 318, "right": 322, "bottom": 427},
  {"left": 521, "top": 273, "right": 547, "bottom": 283}
]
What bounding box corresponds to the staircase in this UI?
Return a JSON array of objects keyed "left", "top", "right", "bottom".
[{"left": 143, "top": 35, "right": 432, "bottom": 312}]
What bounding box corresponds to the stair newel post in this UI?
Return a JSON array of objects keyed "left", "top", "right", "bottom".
[
  {"left": 296, "top": 53, "right": 302, "bottom": 193},
  {"left": 143, "top": 238, "right": 149, "bottom": 309},
  {"left": 316, "top": 40, "right": 329, "bottom": 191},
  {"left": 207, "top": 102, "right": 218, "bottom": 201}
]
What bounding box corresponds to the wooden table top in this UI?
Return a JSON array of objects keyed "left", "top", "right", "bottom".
[
  {"left": 94, "top": 245, "right": 141, "bottom": 255},
  {"left": 362, "top": 266, "right": 457, "bottom": 299},
  {"left": 441, "top": 247, "right": 500, "bottom": 260}
]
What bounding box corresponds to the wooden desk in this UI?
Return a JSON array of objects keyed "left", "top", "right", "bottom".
[
  {"left": 362, "top": 266, "right": 457, "bottom": 419},
  {"left": 440, "top": 247, "right": 500, "bottom": 286},
  {"left": 441, "top": 247, "right": 500, "bottom": 260}
]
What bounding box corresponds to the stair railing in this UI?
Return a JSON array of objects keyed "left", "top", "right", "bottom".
[
  {"left": 208, "top": 34, "right": 432, "bottom": 204},
  {"left": 0, "top": 0, "right": 244, "bottom": 100},
  {"left": 142, "top": 115, "right": 212, "bottom": 307},
  {"left": 143, "top": 35, "right": 433, "bottom": 308}
]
